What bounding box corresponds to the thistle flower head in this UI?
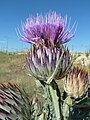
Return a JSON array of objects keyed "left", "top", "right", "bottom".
[
  {"left": 0, "top": 83, "right": 31, "bottom": 119},
  {"left": 64, "top": 66, "right": 88, "bottom": 99},
  {"left": 20, "top": 11, "right": 77, "bottom": 48},
  {"left": 26, "top": 45, "right": 72, "bottom": 81}
]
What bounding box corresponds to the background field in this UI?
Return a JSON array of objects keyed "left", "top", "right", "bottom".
[{"left": 0, "top": 51, "right": 90, "bottom": 98}]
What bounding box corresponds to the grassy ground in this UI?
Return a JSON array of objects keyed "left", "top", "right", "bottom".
[
  {"left": 0, "top": 51, "right": 90, "bottom": 98},
  {"left": 0, "top": 52, "right": 36, "bottom": 97}
]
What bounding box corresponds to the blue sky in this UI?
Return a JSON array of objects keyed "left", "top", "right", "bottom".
[{"left": 0, "top": 0, "right": 90, "bottom": 52}]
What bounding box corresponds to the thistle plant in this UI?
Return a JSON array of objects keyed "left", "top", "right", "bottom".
[
  {"left": 19, "top": 11, "right": 76, "bottom": 83},
  {"left": 19, "top": 11, "right": 90, "bottom": 120},
  {"left": 0, "top": 11, "right": 90, "bottom": 120},
  {"left": 19, "top": 11, "right": 78, "bottom": 120}
]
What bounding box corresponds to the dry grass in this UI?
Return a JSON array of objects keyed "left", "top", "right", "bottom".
[{"left": 0, "top": 52, "right": 36, "bottom": 97}]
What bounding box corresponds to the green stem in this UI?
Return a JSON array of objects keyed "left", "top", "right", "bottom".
[
  {"left": 63, "top": 96, "right": 73, "bottom": 120},
  {"left": 35, "top": 80, "right": 62, "bottom": 120},
  {"left": 48, "top": 80, "right": 62, "bottom": 120}
]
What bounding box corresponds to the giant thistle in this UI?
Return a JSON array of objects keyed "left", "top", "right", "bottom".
[{"left": 19, "top": 11, "right": 76, "bottom": 81}]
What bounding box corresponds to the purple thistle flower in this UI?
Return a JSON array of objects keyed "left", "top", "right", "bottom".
[{"left": 20, "top": 11, "right": 77, "bottom": 48}]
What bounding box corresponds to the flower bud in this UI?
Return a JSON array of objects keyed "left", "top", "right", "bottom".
[
  {"left": 26, "top": 45, "right": 72, "bottom": 81},
  {"left": 64, "top": 66, "right": 88, "bottom": 99}
]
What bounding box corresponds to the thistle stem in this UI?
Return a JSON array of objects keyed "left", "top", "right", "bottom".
[
  {"left": 63, "top": 96, "right": 73, "bottom": 120},
  {"left": 35, "top": 80, "right": 62, "bottom": 120},
  {"left": 48, "top": 80, "right": 62, "bottom": 120},
  {"left": 41, "top": 80, "right": 63, "bottom": 120}
]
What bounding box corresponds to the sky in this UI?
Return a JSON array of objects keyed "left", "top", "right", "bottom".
[{"left": 0, "top": 0, "right": 90, "bottom": 52}]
